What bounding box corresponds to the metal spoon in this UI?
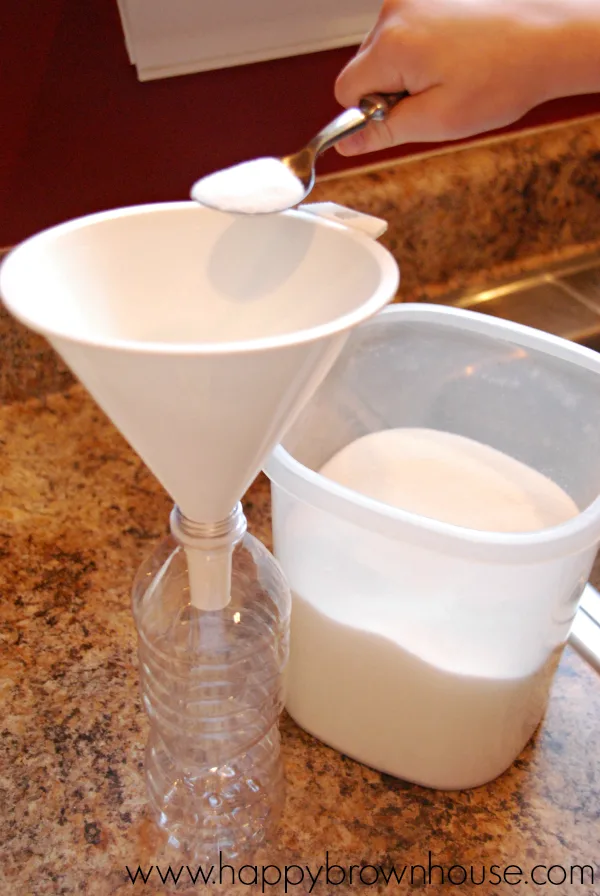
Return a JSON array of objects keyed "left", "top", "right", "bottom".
[{"left": 191, "top": 91, "right": 408, "bottom": 216}]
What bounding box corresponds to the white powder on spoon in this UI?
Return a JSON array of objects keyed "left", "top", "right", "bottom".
[{"left": 190, "top": 157, "right": 306, "bottom": 215}]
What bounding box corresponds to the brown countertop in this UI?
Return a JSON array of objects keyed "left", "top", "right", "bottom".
[{"left": 1, "top": 385, "right": 599, "bottom": 895}]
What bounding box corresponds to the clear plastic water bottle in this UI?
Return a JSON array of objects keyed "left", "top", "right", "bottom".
[{"left": 132, "top": 502, "right": 291, "bottom": 863}]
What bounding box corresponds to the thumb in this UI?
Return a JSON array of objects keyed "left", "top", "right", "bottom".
[{"left": 336, "top": 87, "right": 460, "bottom": 155}]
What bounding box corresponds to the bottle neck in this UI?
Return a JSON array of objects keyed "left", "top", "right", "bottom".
[
  {"left": 169, "top": 503, "right": 247, "bottom": 551},
  {"left": 169, "top": 504, "right": 247, "bottom": 611}
]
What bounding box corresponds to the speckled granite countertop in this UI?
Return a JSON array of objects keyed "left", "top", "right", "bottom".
[{"left": 1, "top": 386, "right": 599, "bottom": 896}]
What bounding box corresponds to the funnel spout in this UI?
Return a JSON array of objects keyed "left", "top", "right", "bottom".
[{"left": 170, "top": 505, "right": 247, "bottom": 610}]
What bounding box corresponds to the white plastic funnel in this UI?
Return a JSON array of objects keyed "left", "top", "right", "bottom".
[{"left": 0, "top": 202, "right": 398, "bottom": 605}]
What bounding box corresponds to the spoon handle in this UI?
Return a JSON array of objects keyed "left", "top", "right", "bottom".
[
  {"left": 359, "top": 91, "right": 410, "bottom": 121},
  {"left": 308, "top": 91, "right": 409, "bottom": 157}
]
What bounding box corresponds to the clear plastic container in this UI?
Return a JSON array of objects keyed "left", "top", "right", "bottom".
[
  {"left": 132, "top": 504, "right": 291, "bottom": 862},
  {"left": 264, "top": 304, "right": 600, "bottom": 790}
]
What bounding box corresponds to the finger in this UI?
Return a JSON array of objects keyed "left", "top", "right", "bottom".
[
  {"left": 355, "top": 8, "right": 386, "bottom": 55},
  {"left": 335, "top": 43, "right": 406, "bottom": 110},
  {"left": 334, "top": 5, "right": 407, "bottom": 108},
  {"left": 336, "top": 87, "right": 458, "bottom": 155}
]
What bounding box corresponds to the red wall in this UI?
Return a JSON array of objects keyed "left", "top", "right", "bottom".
[{"left": 3, "top": 0, "right": 600, "bottom": 246}]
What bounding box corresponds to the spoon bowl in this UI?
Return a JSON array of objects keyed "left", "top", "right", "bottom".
[{"left": 191, "top": 92, "right": 408, "bottom": 216}]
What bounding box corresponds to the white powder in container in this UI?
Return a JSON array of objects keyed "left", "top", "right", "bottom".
[{"left": 284, "top": 428, "right": 579, "bottom": 789}]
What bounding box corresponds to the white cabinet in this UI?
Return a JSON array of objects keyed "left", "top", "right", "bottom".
[{"left": 117, "top": 0, "right": 380, "bottom": 81}]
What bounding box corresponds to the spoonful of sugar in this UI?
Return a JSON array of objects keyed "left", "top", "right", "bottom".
[{"left": 191, "top": 92, "right": 408, "bottom": 216}]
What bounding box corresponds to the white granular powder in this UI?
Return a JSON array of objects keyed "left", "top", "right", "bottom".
[
  {"left": 284, "top": 428, "right": 579, "bottom": 789},
  {"left": 319, "top": 428, "right": 578, "bottom": 532},
  {"left": 190, "top": 157, "right": 305, "bottom": 215}
]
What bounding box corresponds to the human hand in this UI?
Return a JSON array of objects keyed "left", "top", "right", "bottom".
[{"left": 335, "top": 0, "right": 600, "bottom": 155}]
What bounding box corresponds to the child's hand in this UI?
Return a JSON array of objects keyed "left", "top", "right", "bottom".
[{"left": 335, "top": 0, "right": 600, "bottom": 155}]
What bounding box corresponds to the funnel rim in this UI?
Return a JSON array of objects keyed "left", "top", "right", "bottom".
[{"left": 0, "top": 201, "right": 400, "bottom": 356}]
